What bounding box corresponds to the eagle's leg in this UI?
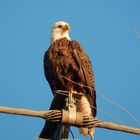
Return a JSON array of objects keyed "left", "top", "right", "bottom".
[{"left": 73, "top": 92, "right": 95, "bottom": 139}]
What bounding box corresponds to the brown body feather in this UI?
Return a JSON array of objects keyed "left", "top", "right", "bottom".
[{"left": 44, "top": 37, "right": 96, "bottom": 115}]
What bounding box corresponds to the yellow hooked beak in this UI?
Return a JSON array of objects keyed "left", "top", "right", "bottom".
[{"left": 63, "top": 24, "right": 70, "bottom": 31}]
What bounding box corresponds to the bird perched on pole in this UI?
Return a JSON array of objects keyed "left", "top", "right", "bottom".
[{"left": 38, "top": 21, "right": 97, "bottom": 140}]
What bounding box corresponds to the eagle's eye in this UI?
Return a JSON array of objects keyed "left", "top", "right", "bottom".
[{"left": 57, "top": 25, "right": 63, "bottom": 28}]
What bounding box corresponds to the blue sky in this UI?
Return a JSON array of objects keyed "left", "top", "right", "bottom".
[{"left": 0, "top": 0, "right": 140, "bottom": 140}]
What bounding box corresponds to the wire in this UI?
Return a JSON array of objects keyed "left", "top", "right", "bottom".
[
  {"left": 97, "top": 90, "right": 140, "bottom": 125},
  {"left": 54, "top": 90, "right": 123, "bottom": 124},
  {"left": 132, "top": 24, "right": 140, "bottom": 40},
  {"left": 60, "top": 75, "right": 140, "bottom": 126},
  {"left": 67, "top": 127, "right": 75, "bottom": 140}
]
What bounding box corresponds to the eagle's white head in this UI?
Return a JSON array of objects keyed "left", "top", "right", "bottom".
[{"left": 51, "top": 21, "right": 71, "bottom": 44}]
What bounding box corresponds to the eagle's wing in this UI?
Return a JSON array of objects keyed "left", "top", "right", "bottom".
[{"left": 70, "top": 40, "right": 96, "bottom": 116}]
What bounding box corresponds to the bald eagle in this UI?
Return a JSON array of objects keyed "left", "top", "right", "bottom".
[{"left": 38, "top": 21, "right": 96, "bottom": 139}]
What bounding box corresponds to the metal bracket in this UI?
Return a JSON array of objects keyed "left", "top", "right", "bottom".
[{"left": 61, "top": 91, "right": 83, "bottom": 126}]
